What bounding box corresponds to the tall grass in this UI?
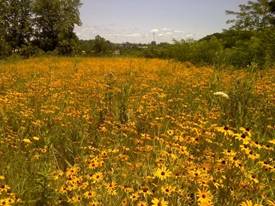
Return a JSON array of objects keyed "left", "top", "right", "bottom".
[{"left": 0, "top": 57, "right": 274, "bottom": 206}]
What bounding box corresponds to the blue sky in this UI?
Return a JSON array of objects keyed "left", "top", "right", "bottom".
[{"left": 75, "top": 0, "right": 248, "bottom": 43}]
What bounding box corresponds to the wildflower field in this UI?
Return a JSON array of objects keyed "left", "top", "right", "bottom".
[{"left": 0, "top": 57, "right": 274, "bottom": 206}]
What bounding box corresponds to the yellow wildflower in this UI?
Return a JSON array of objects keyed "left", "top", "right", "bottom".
[
  {"left": 84, "top": 191, "right": 96, "bottom": 199},
  {"left": 240, "top": 200, "right": 262, "bottom": 206},
  {"left": 137, "top": 201, "right": 148, "bottom": 206},
  {"left": 23, "top": 138, "right": 32, "bottom": 144},
  {"left": 151, "top": 198, "right": 168, "bottom": 206},
  {"left": 197, "top": 189, "right": 213, "bottom": 206},
  {"left": 91, "top": 172, "right": 104, "bottom": 182},
  {"left": 32, "top": 136, "right": 40, "bottom": 141},
  {"left": 161, "top": 185, "right": 176, "bottom": 196},
  {"left": 130, "top": 192, "right": 140, "bottom": 201},
  {"left": 154, "top": 166, "right": 172, "bottom": 180}
]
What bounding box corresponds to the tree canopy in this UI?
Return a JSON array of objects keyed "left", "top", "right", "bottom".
[
  {"left": 33, "top": 0, "right": 81, "bottom": 53},
  {"left": 226, "top": 0, "right": 275, "bottom": 30},
  {"left": 0, "top": 0, "right": 82, "bottom": 56},
  {"left": 0, "top": 0, "right": 275, "bottom": 69}
]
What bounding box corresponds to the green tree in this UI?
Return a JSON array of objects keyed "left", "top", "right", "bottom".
[
  {"left": 226, "top": 0, "right": 275, "bottom": 31},
  {"left": 0, "top": 1, "right": 8, "bottom": 56},
  {"left": 32, "top": 0, "right": 81, "bottom": 54},
  {"left": 94, "top": 35, "right": 112, "bottom": 55},
  {"left": 0, "top": 0, "right": 33, "bottom": 53},
  {"left": 269, "top": 0, "right": 275, "bottom": 24},
  {"left": 225, "top": 0, "right": 275, "bottom": 68}
]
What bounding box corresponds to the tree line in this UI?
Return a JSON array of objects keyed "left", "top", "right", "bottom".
[
  {"left": 78, "top": 0, "right": 275, "bottom": 69},
  {"left": 1, "top": 0, "right": 275, "bottom": 69},
  {"left": 0, "top": 0, "right": 81, "bottom": 57},
  {"left": 141, "top": 0, "right": 275, "bottom": 69}
]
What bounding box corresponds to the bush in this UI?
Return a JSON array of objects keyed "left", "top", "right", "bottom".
[
  {"left": 0, "top": 38, "right": 11, "bottom": 58},
  {"left": 20, "top": 44, "right": 45, "bottom": 58}
]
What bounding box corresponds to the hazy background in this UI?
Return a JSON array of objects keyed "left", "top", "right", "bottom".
[{"left": 75, "top": 0, "right": 248, "bottom": 43}]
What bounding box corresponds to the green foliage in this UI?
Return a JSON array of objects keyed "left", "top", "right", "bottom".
[
  {"left": 0, "top": 38, "right": 11, "bottom": 57},
  {"left": 32, "top": 0, "right": 82, "bottom": 54},
  {"left": 0, "top": 0, "right": 33, "bottom": 52},
  {"left": 222, "top": 78, "right": 256, "bottom": 128},
  {"left": 79, "top": 35, "right": 122, "bottom": 56},
  {"left": 0, "top": 0, "right": 274, "bottom": 69},
  {"left": 32, "top": 0, "right": 60, "bottom": 51},
  {"left": 141, "top": 26, "right": 275, "bottom": 69},
  {"left": 226, "top": 0, "right": 275, "bottom": 31},
  {"left": 0, "top": 0, "right": 81, "bottom": 57},
  {"left": 93, "top": 35, "right": 113, "bottom": 55},
  {"left": 206, "top": 71, "right": 274, "bottom": 136},
  {"left": 78, "top": 40, "right": 95, "bottom": 55},
  {"left": 141, "top": 38, "right": 227, "bottom": 68},
  {"left": 193, "top": 37, "right": 224, "bottom": 66},
  {"left": 136, "top": 0, "right": 275, "bottom": 69},
  {"left": 57, "top": 30, "right": 80, "bottom": 55}
]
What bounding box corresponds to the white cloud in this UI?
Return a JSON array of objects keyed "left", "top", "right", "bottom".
[
  {"left": 174, "top": 30, "right": 185, "bottom": 34},
  {"left": 106, "top": 33, "right": 122, "bottom": 37},
  {"left": 165, "top": 32, "right": 173, "bottom": 35},
  {"left": 150, "top": 28, "right": 159, "bottom": 33},
  {"left": 75, "top": 24, "right": 196, "bottom": 43},
  {"left": 125, "top": 33, "right": 142, "bottom": 37},
  {"left": 161, "top": 27, "right": 171, "bottom": 32},
  {"left": 185, "top": 33, "right": 195, "bottom": 38}
]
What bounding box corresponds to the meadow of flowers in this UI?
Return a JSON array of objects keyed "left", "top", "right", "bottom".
[{"left": 0, "top": 57, "right": 274, "bottom": 206}]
